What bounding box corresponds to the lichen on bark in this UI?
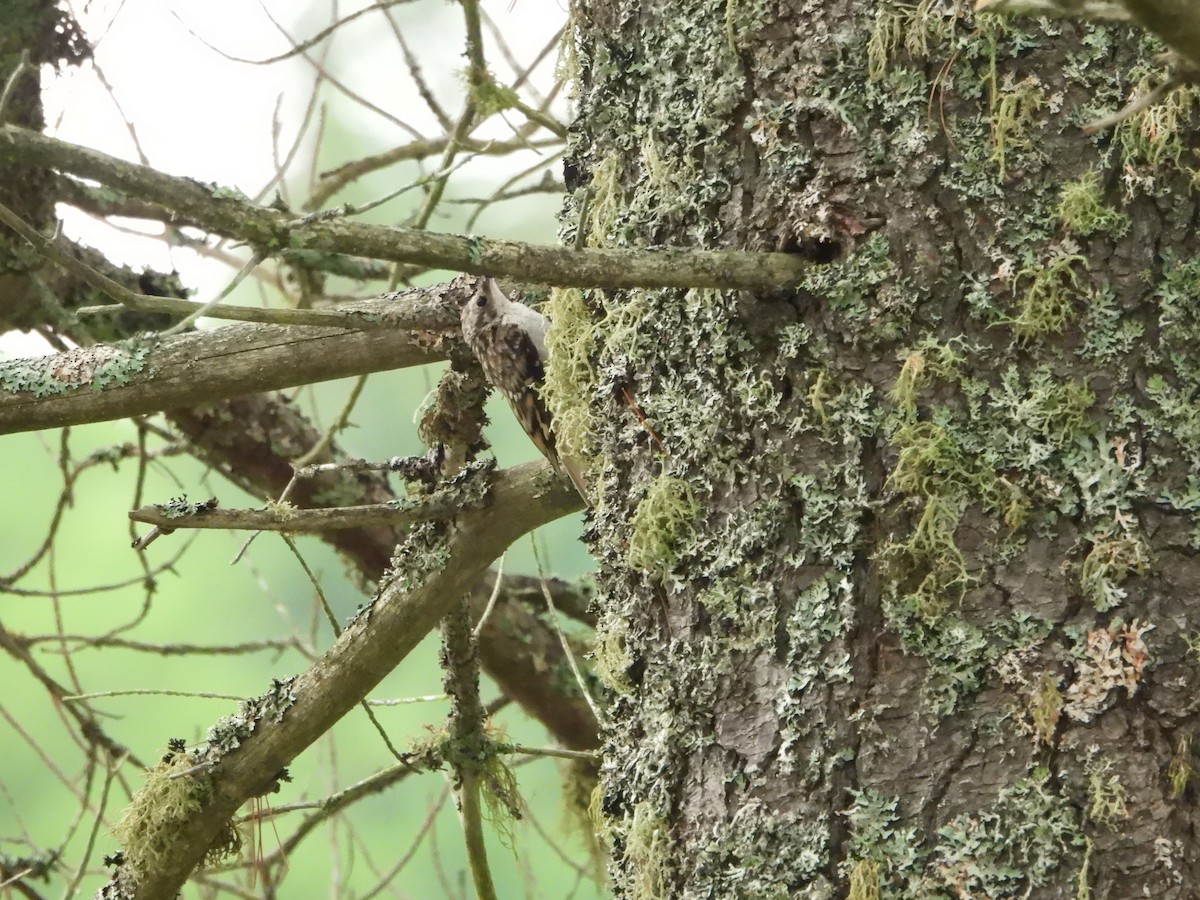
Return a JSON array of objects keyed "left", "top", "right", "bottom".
[{"left": 564, "top": 0, "right": 1200, "bottom": 895}]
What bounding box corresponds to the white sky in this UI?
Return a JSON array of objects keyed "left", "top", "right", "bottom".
[{"left": 4, "top": 0, "right": 568, "bottom": 355}]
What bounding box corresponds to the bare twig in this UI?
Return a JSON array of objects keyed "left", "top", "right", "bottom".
[
  {"left": 0, "top": 288, "right": 460, "bottom": 436},
  {"left": 0, "top": 50, "right": 32, "bottom": 124},
  {"left": 974, "top": 0, "right": 1131, "bottom": 20},
  {"left": 128, "top": 494, "right": 461, "bottom": 534},
  {"left": 1083, "top": 73, "right": 1186, "bottom": 132},
  {"left": 0, "top": 124, "right": 821, "bottom": 290}
]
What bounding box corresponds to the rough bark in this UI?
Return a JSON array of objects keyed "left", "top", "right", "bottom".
[{"left": 567, "top": 1, "right": 1199, "bottom": 897}]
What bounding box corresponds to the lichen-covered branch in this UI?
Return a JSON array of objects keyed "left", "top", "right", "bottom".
[
  {"left": 102, "top": 460, "right": 581, "bottom": 899},
  {"left": 977, "top": 0, "right": 1200, "bottom": 70},
  {"left": 127, "top": 495, "right": 460, "bottom": 533},
  {"left": 165, "top": 391, "right": 600, "bottom": 751},
  {"left": 0, "top": 124, "right": 817, "bottom": 291},
  {"left": 0, "top": 289, "right": 458, "bottom": 435},
  {"left": 974, "top": 0, "right": 1131, "bottom": 21},
  {"left": 1121, "top": 0, "right": 1200, "bottom": 69}
]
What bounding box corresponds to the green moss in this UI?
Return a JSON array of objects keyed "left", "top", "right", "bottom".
[
  {"left": 889, "top": 420, "right": 978, "bottom": 499},
  {"left": 888, "top": 340, "right": 964, "bottom": 416},
  {"left": 472, "top": 77, "right": 520, "bottom": 116},
  {"left": 1167, "top": 735, "right": 1192, "bottom": 799},
  {"left": 582, "top": 152, "right": 625, "bottom": 248},
  {"left": 626, "top": 475, "right": 698, "bottom": 576},
  {"left": 878, "top": 346, "right": 1104, "bottom": 711},
  {"left": 1029, "top": 671, "right": 1062, "bottom": 746},
  {"left": 847, "top": 859, "right": 882, "bottom": 900},
  {"left": 1076, "top": 838, "right": 1094, "bottom": 900},
  {"left": 990, "top": 74, "right": 1046, "bottom": 180},
  {"left": 543, "top": 287, "right": 600, "bottom": 464},
  {"left": 592, "top": 618, "right": 634, "bottom": 693},
  {"left": 603, "top": 290, "right": 657, "bottom": 364},
  {"left": 626, "top": 802, "right": 671, "bottom": 900},
  {"left": 866, "top": 0, "right": 963, "bottom": 82},
  {"left": 479, "top": 751, "right": 523, "bottom": 848},
  {"left": 882, "top": 493, "right": 970, "bottom": 622},
  {"left": 1055, "top": 170, "right": 1129, "bottom": 236},
  {"left": 1010, "top": 245, "right": 1088, "bottom": 340},
  {"left": 1083, "top": 752, "right": 1127, "bottom": 828},
  {"left": 892, "top": 345, "right": 955, "bottom": 415},
  {"left": 881, "top": 413, "right": 1005, "bottom": 623},
  {"left": 1116, "top": 74, "right": 1200, "bottom": 188}
]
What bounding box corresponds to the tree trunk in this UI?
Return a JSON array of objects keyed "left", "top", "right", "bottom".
[{"left": 566, "top": 2, "right": 1199, "bottom": 896}]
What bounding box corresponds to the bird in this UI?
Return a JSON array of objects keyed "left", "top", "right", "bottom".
[{"left": 459, "top": 277, "right": 590, "bottom": 502}]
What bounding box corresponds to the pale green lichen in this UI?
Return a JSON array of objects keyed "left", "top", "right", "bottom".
[
  {"left": 110, "top": 748, "right": 238, "bottom": 875},
  {"left": 1080, "top": 529, "right": 1150, "bottom": 611},
  {"left": 930, "top": 769, "right": 1085, "bottom": 895},
  {"left": 843, "top": 768, "right": 1087, "bottom": 897},
  {"left": 626, "top": 475, "right": 698, "bottom": 576},
  {"left": 802, "top": 235, "right": 906, "bottom": 340},
  {"left": 689, "top": 804, "right": 831, "bottom": 897},
  {"left": 1083, "top": 752, "right": 1128, "bottom": 828},
  {"left": 841, "top": 789, "right": 922, "bottom": 889},
  {"left": 0, "top": 341, "right": 150, "bottom": 397},
  {"left": 565, "top": 2, "right": 1179, "bottom": 895}
]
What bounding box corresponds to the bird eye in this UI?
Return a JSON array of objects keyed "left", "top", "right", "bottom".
[{"left": 475, "top": 295, "right": 488, "bottom": 307}]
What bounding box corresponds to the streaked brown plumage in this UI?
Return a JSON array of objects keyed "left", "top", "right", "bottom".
[{"left": 460, "top": 277, "right": 589, "bottom": 502}]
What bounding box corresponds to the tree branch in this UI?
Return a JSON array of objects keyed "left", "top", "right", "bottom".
[
  {"left": 1121, "top": 0, "right": 1200, "bottom": 70},
  {"left": 104, "top": 461, "right": 582, "bottom": 900},
  {"left": 0, "top": 124, "right": 818, "bottom": 290},
  {"left": 0, "top": 289, "right": 459, "bottom": 435},
  {"left": 164, "top": 391, "right": 603, "bottom": 751},
  {"left": 127, "top": 495, "right": 461, "bottom": 533},
  {"left": 977, "top": 0, "right": 1200, "bottom": 71},
  {"left": 974, "top": 0, "right": 1131, "bottom": 20}
]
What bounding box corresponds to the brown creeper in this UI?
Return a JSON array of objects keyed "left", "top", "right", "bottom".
[{"left": 460, "top": 277, "right": 589, "bottom": 501}]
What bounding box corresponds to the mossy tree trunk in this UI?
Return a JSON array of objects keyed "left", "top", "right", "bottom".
[{"left": 560, "top": 1, "right": 1200, "bottom": 896}]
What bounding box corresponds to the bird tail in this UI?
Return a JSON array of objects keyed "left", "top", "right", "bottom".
[{"left": 559, "top": 454, "right": 592, "bottom": 506}]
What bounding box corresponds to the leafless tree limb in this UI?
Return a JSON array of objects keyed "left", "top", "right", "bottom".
[
  {"left": 0, "top": 124, "right": 819, "bottom": 290},
  {"left": 102, "top": 460, "right": 581, "bottom": 899},
  {"left": 0, "top": 289, "right": 460, "bottom": 435}
]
